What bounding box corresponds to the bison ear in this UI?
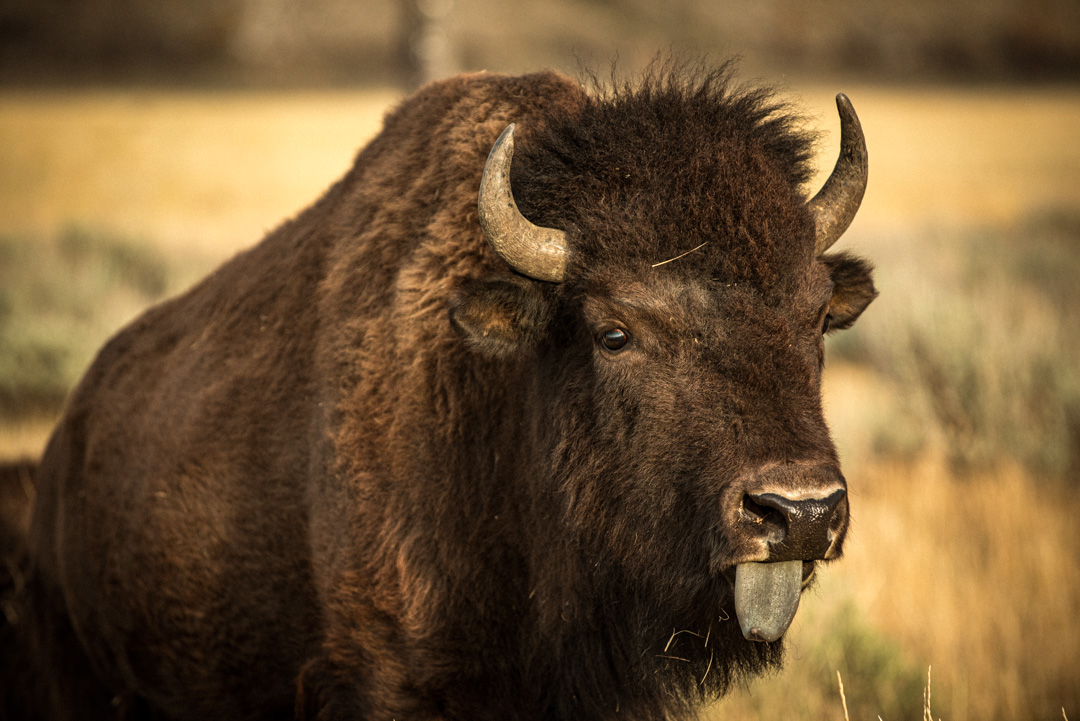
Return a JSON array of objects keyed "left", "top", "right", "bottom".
[
  {"left": 823, "top": 252, "right": 878, "bottom": 331},
  {"left": 449, "top": 276, "right": 553, "bottom": 356}
]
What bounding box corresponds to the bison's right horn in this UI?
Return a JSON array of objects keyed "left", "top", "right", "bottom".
[
  {"left": 478, "top": 124, "right": 569, "bottom": 283},
  {"left": 807, "top": 94, "right": 868, "bottom": 255}
]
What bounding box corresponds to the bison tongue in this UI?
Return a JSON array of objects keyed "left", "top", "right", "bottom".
[{"left": 734, "top": 560, "right": 803, "bottom": 643}]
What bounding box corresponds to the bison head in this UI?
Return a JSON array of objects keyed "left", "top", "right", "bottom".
[{"left": 450, "top": 77, "right": 876, "bottom": 694}]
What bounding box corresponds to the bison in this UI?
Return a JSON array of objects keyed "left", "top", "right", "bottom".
[{"left": 10, "top": 65, "right": 877, "bottom": 720}]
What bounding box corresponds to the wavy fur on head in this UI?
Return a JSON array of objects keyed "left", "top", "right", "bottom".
[
  {"left": 515, "top": 60, "right": 817, "bottom": 286},
  {"left": 20, "top": 62, "right": 876, "bottom": 721}
]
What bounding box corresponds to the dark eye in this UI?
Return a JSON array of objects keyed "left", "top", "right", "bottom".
[
  {"left": 600, "top": 328, "right": 629, "bottom": 352},
  {"left": 822, "top": 313, "right": 833, "bottom": 335}
]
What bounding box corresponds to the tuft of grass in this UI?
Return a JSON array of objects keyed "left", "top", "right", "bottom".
[
  {"left": 813, "top": 602, "right": 927, "bottom": 717},
  {"left": 836, "top": 665, "right": 938, "bottom": 721},
  {"left": 0, "top": 226, "right": 210, "bottom": 418},
  {"left": 836, "top": 670, "right": 850, "bottom": 721},
  {"left": 837, "top": 459, "right": 1079, "bottom": 720}
]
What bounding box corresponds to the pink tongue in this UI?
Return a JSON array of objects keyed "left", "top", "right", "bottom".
[{"left": 734, "top": 560, "right": 803, "bottom": 643}]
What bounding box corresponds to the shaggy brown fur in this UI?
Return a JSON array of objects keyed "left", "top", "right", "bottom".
[{"left": 9, "top": 65, "right": 876, "bottom": 720}]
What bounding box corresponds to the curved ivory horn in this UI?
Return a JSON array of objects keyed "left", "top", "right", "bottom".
[
  {"left": 808, "top": 94, "right": 868, "bottom": 255},
  {"left": 478, "top": 124, "right": 569, "bottom": 283}
]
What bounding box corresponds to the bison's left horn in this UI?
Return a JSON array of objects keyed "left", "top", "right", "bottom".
[
  {"left": 808, "top": 94, "right": 868, "bottom": 255},
  {"left": 478, "top": 124, "right": 569, "bottom": 283}
]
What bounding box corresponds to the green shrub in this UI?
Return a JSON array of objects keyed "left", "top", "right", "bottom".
[
  {"left": 811, "top": 602, "right": 927, "bottom": 718},
  {"left": 709, "top": 600, "right": 925, "bottom": 720},
  {"left": 0, "top": 227, "right": 207, "bottom": 417},
  {"left": 832, "top": 208, "right": 1080, "bottom": 479}
]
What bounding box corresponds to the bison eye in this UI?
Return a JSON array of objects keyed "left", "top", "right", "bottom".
[
  {"left": 599, "top": 328, "right": 629, "bottom": 352},
  {"left": 822, "top": 313, "right": 833, "bottom": 335}
]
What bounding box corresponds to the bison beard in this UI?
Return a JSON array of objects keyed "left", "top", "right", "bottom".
[{"left": 11, "top": 65, "right": 877, "bottom": 721}]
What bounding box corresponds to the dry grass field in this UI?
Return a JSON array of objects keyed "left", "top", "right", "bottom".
[{"left": 1, "top": 81, "right": 1078, "bottom": 719}]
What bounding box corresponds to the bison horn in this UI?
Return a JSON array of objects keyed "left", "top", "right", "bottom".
[
  {"left": 808, "top": 94, "right": 868, "bottom": 255},
  {"left": 478, "top": 124, "right": 569, "bottom": 283}
]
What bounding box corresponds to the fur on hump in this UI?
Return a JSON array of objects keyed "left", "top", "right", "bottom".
[{"left": 510, "top": 60, "right": 819, "bottom": 294}]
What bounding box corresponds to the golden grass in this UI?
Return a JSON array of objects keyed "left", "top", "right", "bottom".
[
  {"left": 861, "top": 459, "right": 1079, "bottom": 719},
  {"left": 0, "top": 416, "right": 58, "bottom": 462},
  {"left": 0, "top": 88, "right": 400, "bottom": 257},
  {"left": 838, "top": 670, "right": 851, "bottom": 721}
]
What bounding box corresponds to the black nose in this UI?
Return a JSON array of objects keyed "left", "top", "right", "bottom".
[{"left": 742, "top": 488, "right": 846, "bottom": 561}]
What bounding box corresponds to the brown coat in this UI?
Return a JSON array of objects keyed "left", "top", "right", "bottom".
[{"left": 17, "top": 66, "right": 876, "bottom": 721}]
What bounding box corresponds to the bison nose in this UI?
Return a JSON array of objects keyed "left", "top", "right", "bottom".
[{"left": 741, "top": 488, "right": 846, "bottom": 561}]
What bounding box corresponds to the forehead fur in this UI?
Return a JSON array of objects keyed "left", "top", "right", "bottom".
[{"left": 511, "top": 64, "right": 819, "bottom": 294}]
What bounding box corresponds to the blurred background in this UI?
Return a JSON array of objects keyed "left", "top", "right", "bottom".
[{"left": 1, "top": 1, "right": 1078, "bottom": 719}]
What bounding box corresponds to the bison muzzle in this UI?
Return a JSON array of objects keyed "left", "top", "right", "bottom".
[{"left": 11, "top": 65, "right": 878, "bottom": 721}]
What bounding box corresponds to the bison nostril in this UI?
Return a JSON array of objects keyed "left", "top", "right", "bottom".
[
  {"left": 741, "top": 494, "right": 786, "bottom": 534},
  {"left": 748, "top": 489, "right": 845, "bottom": 523}
]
